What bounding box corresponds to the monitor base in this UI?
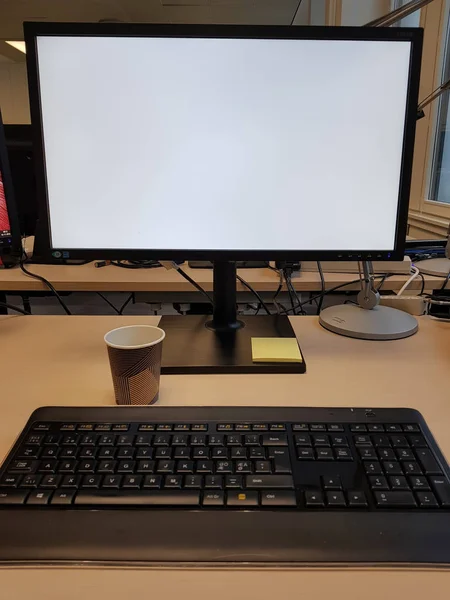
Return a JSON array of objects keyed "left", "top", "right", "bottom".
[
  {"left": 319, "top": 304, "right": 418, "bottom": 340},
  {"left": 159, "top": 315, "right": 306, "bottom": 374},
  {"left": 415, "top": 257, "right": 450, "bottom": 277}
]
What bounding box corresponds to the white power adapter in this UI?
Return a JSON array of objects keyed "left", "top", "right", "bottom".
[{"left": 379, "top": 295, "right": 427, "bottom": 316}]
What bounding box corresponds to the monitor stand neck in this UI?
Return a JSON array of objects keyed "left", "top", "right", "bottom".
[
  {"left": 356, "top": 261, "right": 380, "bottom": 310},
  {"left": 206, "top": 261, "right": 244, "bottom": 333}
]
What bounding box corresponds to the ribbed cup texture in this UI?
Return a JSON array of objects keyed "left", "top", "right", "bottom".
[{"left": 107, "top": 343, "right": 163, "bottom": 405}]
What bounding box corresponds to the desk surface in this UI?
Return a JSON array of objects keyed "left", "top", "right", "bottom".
[
  {"left": 0, "top": 261, "right": 441, "bottom": 292},
  {"left": 0, "top": 314, "right": 450, "bottom": 597}
]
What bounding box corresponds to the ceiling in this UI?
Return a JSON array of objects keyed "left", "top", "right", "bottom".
[{"left": 0, "top": 0, "right": 306, "bottom": 40}]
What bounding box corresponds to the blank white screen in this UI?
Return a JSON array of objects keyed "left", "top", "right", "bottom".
[{"left": 36, "top": 35, "right": 411, "bottom": 251}]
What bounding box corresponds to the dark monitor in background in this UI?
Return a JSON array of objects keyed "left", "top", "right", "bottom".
[
  {"left": 0, "top": 110, "right": 21, "bottom": 264},
  {"left": 4, "top": 124, "right": 38, "bottom": 237},
  {"left": 24, "top": 23, "right": 423, "bottom": 372}
]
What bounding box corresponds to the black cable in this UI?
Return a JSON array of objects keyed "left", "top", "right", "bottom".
[
  {"left": 277, "top": 276, "right": 388, "bottom": 316},
  {"left": 175, "top": 266, "right": 214, "bottom": 306},
  {"left": 236, "top": 274, "right": 271, "bottom": 315},
  {"left": 286, "top": 272, "right": 306, "bottom": 316},
  {"left": 317, "top": 261, "right": 325, "bottom": 315},
  {"left": 111, "top": 260, "right": 161, "bottom": 269},
  {"left": 96, "top": 292, "right": 120, "bottom": 315},
  {"left": 118, "top": 293, "right": 134, "bottom": 315},
  {"left": 0, "top": 302, "right": 31, "bottom": 315},
  {"left": 283, "top": 269, "right": 297, "bottom": 314},
  {"left": 440, "top": 270, "right": 450, "bottom": 291},
  {"left": 418, "top": 272, "right": 426, "bottom": 296},
  {"left": 290, "top": 0, "right": 303, "bottom": 25},
  {"left": 19, "top": 260, "right": 72, "bottom": 315}
]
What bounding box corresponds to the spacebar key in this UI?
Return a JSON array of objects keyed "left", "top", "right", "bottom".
[{"left": 75, "top": 491, "right": 200, "bottom": 506}]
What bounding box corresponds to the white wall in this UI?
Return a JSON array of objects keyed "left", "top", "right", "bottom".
[
  {"left": 340, "top": 0, "right": 390, "bottom": 25},
  {"left": 0, "top": 62, "right": 30, "bottom": 123}
]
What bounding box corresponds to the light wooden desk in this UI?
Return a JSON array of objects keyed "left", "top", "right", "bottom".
[
  {"left": 0, "top": 314, "right": 449, "bottom": 598},
  {"left": 0, "top": 260, "right": 441, "bottom": 293}
]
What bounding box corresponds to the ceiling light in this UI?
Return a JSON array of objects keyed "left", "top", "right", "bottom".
[{"left": 5, "top": 41, "right": 26, "bottom": 54}]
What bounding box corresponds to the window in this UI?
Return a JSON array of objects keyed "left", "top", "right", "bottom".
[{"left": 392, "top": 0, "right": 421, "bottom": 27}]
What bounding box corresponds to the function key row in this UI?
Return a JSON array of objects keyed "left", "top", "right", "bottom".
[
  {"left": 216, "top": 424, "right": 285, "bottom": 432},
  {"left": 293, "top": 424, "right": 421, "bottom": 433}
]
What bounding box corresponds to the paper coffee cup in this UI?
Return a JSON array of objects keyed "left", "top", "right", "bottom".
[{"left": 104, "top": 325, "right": 165, "bottom": 405}]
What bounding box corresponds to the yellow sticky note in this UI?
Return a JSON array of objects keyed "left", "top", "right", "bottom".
[{"left": 251, "top": 337, "right": 303, "bottom": 364}]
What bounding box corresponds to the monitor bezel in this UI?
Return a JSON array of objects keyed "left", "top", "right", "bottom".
[
  {"left": 24, "top": 22, "right": 423, "bottom": 262},
  {"left": 0, "top": 109, "right": 21, "bottom": 256}
]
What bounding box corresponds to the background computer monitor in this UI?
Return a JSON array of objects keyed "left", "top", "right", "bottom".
[
  {"left": 0, "top": 110, "right": 21, "bottom": 261},
  {"left": 24, "top": 24, "right": 422, "bottom": 264},
  {"left": 4, "top": 124, "right": 38, "bottom": 238}
]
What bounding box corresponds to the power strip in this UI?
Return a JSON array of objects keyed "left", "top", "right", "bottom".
[{"left": 379, "top": 295, "right": 427, "bottom": 316}]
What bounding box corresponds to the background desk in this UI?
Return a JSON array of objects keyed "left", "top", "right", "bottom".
[
  {"left": 0, "top": 261, "right": 442, "bottom": 293},
  {"left": 0, "top": 314, "right": 449, "bottom": 597}
]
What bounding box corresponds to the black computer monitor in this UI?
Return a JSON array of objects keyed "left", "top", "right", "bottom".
[
  {"left": 0, "top": 110, "right": 21, "bottom": 264},
  {"left": 24, "top": 23, "right": 423, "bottom": 372},
  {"left": 3, "top": 124, "right": 38, "bottom": 237}
]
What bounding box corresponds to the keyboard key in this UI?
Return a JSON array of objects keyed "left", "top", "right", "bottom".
[
  {"left": 415, "top": 449, "right": 442, "bottom": 475},
  {"left": 350, "top": 425, "right": 367, "bottom": 432},
  {"left": 390, "top": 436, "right": 409, "bottom": 448},
  {"left": 138, "top": 424, "right": 155, "bottom": 432},
  {"left": 174, "top": 447, "right": 191, "bottom": 459},
  {"left": 176, "top": 461, "right": 194, "bottom": 474},
  {"left": 0, "top": 490, "right": 28, "bottom": 504},
  {"left": 78, "top": 424, "right": 94, "bottom": 431},
  {"left": 378, "top": 449, "right": 396, "bottom": 461},
  {"left": 235, "top": 461, "right": 252, "bottom": 474},
  {"left": 385, "top": 425, "right": 402, "bottom": 433},
  {"left": 262, "top": 434, "right": 288, "bottom": 447},
  {"left": 205, "top": 476, "right": 223, "bottom": 489},
  {"left": 102, "top": 475, "right": 122, "bottom": 489},
  {"left": 254, "top": 461, "right": 271, "bottom": 474},
  {"left": 327, "top": 424, "right": 344, "bottom": 432},
  {"left": 250, "top": 447, "right": 266, "bottom": 459},
  {"left": 295, "top": 434, "right": 311, "bottom": 446},
  {"left": 26, "top": 434, "right": 44, "bottom": 445},
  {"left": 155, "top": 447, "right": 172, "bottom": 459},
  {"left": 173, "top": 424, "right": 190, "bottom": 432},
  {"left": 374, "top": 491, "right": 416, "bottom": 507},
  {"left": 269, "top": 424, "right": 286, "bottom": 431},
  {"left": 389, "top": 476, "right": 409, "bottom": 490},
  {"left": 165, "top": 475, "right": 182, "bottom": 489},
  {"left": 246, "top": 475, "right": 294, "bottom": 489},
  {"left": 184, "top": 475, "right": 203, "bottom": 489},
  {"left": 348, "top": 491, "right": 368, "bottom": 507},
  {"left": 136, "top": 461, "right": 155, "bottom": 473},
  {"left": 143, "top": 475, "right": 162, "bottom": 489},
  {"left": 383, "top": 461, "right": 403, "bottom": 475},
  {"left": 196, "top": 461, "right": 214, "bottom": 474},
  {"left": 372, "top": 435, "right": 390, "bottom": 448},
  {"left": 217, "top": 424, "right": 234, "bottom": 431},
  {"left": 117, "top": 461, "right": 135, "bottom": 473},
  {"left": 79, "top": 447, "right": 98, "bottom": 459},
  {"left": 326, "top": 491, "right": 346, "bottom": 507},
  {"left": 60, "top": 424, "right": 76, "bottom": 431},
  {"left": 403, "top": 424, "right": 420, "bottom": 433},
  {"left": 354, "top": 435, "right": 372, "bottom": 446},
  {"left": 335, "top": 448, "right": 352, "bottom": 461},
  {"left": 0, "top": 475, "right": 21, "bottom": 487},
  {"left": 203, "top": 491, "right": 225, "bottom": 506},
  {"left": 310, "top": 424, "right": 326, "bottom": 432},
  {"left": 33, "top": 423, "right": 51, "bottom": 431},
  {"left": 244, "top": 435, "right": 260, "bottom": 446},
  {"left": 409, "top": 476, "right": 430, "bottom": 490},
  {"left": 316, "top": 448, "right": 333, "bottom": 461},
  {"left": 112, "top": 425, "right": 129, "bottom": 432},
  {"left": 231, "top": 448, "right": 248, "bottom": 459},
  {"left": 330, "top": 435, "right": 348, "bottom": 447},
  {"left": 293, "top": 424, "right": 309, "bottom": 431},
  {"left": 81, "top": 475, "right": 101, "bottom": 488},
  {"left": 51, "top": 490, "right": 75, "bottom": 505},
  {"left": 61, "top": 475, "right": 80, "bottom": 488},
  {"left": 156, "top": 461, "right": 175, "bottom": 474},
  {"left": 227, "top": 491, "right": 259, "bottom": 507},
  {"left": 98, "top": 460, "right": 118, "bottom": 473},
  {"left": 41, "top": 475, "right": 61, "bottom": 488},
  {"left": 154, "top": 435, "right": 170, "bottom": 446},
  {"left": 358, "top": 448, "right": 377, "bottom": 460},
  {"left": 297, "top": 448, "right": 314, "bottom": 460},
  {"left": 75, "top": 491, "right": 200, "bottom": 505},
  {"left": 322, "top": 476, "right": 342, "bottom": 490},
  {"left": 26, "top": 490, "right": 52, "bottom": 505},
  {"left": 369, "top": 476, "right": 389, "bottom": 490},
  {"left": 117, "top": 448, "right": 135, "bottom": 460},
  {"left": 191, "top": 424, "right": 208, "bottom": 432},
  {"left": 216, "top": 461, "right": 233, "bottom": 474},
  {"left": 18, "top": 446, "right": 40, "bottom": 459},
  {"left": 122, "top": 475, "right": 142, "bottom": 489},
  {"left": 136, "top": 435, "right": 152, "bottom": 446},
  {"left": 38, "top": 460, "right": 57, "bottom": 473},
  {"left": 235, "top": 424, "right": 251, "bottom": 431},
  {"left": 9, "top": 460, "right": 34, "bottom": 472},
  {"left": 193, "top": 448, "right": 210, "bottom": 460},
  {"left": 61, "top": 446, "right": 79, "bottom": 459},
  {"left": 212, "top": 448, "right": 228, "bottom": 459},
  {"left": 80, "top": 434, "right": 98, "bottom": 446},
  {"left": 117, "top": 435, "right": 134, "bottom": 446},
  {"left": 208, "top": 435, "right": 224, "bottom": 446},
  {"left": 78, "top": 460, "right": 96, "bottom": 473},
  {"left": 252, "top": 424, "right": 268, "bottom": 431},
  {"left": 191, "top": 435, "right": 207, "bottom": 446},
  {"left": 21, "top": 475, "right": 42, "bottom": 488},
  {"left": 94, "top": 424, "right": 112, "bottom": 431},
  {"left": 99, "top": 435, "right": 115, "bottom": 446},
  {"left": 226, "top": 435, "right": 242, "bottom": 446},
  {"left": 403, "top": 462, "right": 422, "bottom": 476},
  {"left": 367, "top": 424, "right": 384, "bottom": 432},
  {"left": 170, "top": 435, "right": 188, "bottom": 448},
  {"left": 305, "top": 490, "right": 324, "bottom": 507},
  {"left": 416, "top": 491, "right": 439, "bottom": 508},
  {"left": 271, "top": 449, "right": 292, "bottom": 473},
  {"left": 41, "top": 447, "right": 60, "bottom": 459},
  {"left": 396, "top": 449, "right": 414, "bottom": 461},
  {"left": 365, "top": 462, "right": 383, "bottom": 475},
  {"left": 408, "top": 435, "right": 427, "bottom": 448},
  {"left": 430, "top": 477, "right": 450, "bottom": 506},
  {"left": 225, "top": 476, "right": 243, "bottom": 488},
  {"left": 261, "top": 491, "right": 296, "bottom": 506},
  {"left": 312, "top": 435, "right": 330, "bottom": 447}
]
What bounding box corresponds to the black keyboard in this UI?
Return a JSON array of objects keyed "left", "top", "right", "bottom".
[{"left": 1, "top": 406, "right": 450, "bottom": 565}]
